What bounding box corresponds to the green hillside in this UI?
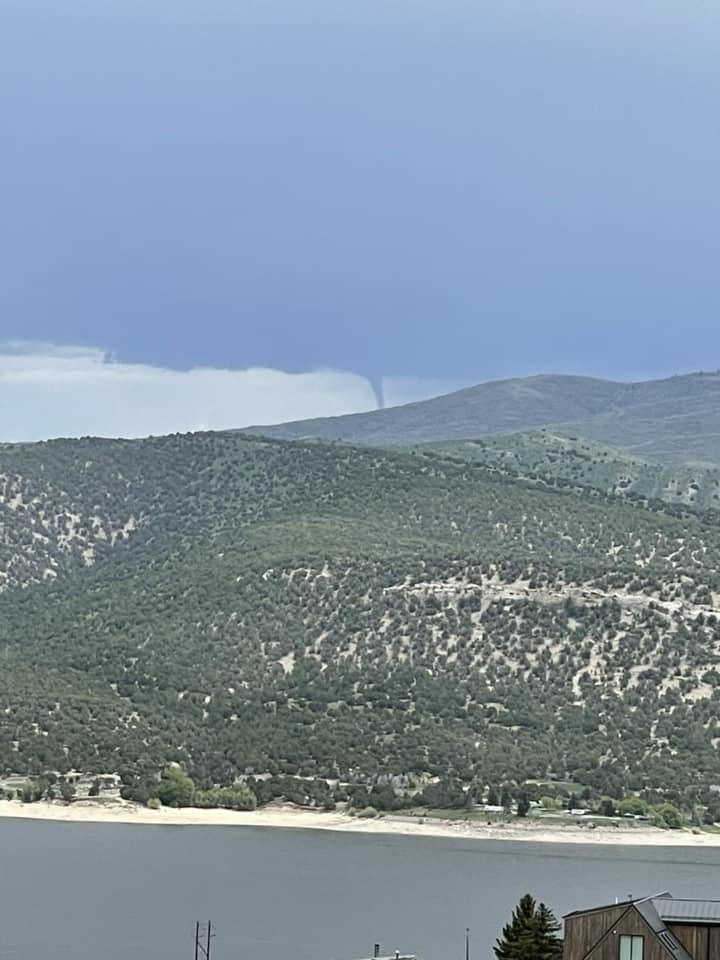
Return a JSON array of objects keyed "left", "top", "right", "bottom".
[
  {"left": 418, "top": 431, "right": 720, "bottom": 511},
  {"left": 2, "top": 430, "right": 720, "bottom": 815},
  {"left": 246, "top": 371, "right": 720, "bottom": 464}
]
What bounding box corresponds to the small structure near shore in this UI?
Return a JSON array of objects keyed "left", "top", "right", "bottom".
[{"left": 352, "top": 945, "right": 417, "bottom": 960}]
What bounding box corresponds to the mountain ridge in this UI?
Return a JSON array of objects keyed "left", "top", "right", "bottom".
[{"left": 245, "top": 371, "right": 720, "bottom": 464}]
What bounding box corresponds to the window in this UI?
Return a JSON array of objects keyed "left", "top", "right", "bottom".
[{"left": 620, "top": 936, "right": 644, "bottom": 960}]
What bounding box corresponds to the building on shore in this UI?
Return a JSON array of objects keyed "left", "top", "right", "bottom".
[{"left": 353, "top": 947, "right": 416, "bottom": 960}]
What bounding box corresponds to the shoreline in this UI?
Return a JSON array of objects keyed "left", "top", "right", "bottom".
[{"left": 1, "top": 799, "right": 719, "bottom": 846}]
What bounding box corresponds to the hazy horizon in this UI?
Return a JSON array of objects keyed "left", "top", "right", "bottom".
[{"left": 2, "top": 350, "right": 718, "bottom": 443}]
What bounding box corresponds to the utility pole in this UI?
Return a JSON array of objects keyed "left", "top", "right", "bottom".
[
  {"left": 194, "top": 921, "right": 214, "bottom": 960},
  {"left": 465, "top": 927, "right": 470, "bottom": 960}
]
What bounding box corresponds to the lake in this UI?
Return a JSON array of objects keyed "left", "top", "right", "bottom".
[{"left": 2, "top": 821, "right": 720, "bottom": 960}]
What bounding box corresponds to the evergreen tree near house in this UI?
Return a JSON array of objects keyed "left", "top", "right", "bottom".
[{"left": 495, "top": 894, "right": 563, "bottom": 960}]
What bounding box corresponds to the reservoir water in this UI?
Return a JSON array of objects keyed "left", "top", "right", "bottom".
[{"left": 2, "top": 820, "right": 720, "bottom": 960}]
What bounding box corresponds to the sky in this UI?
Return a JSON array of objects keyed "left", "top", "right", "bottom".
[{"left": 2, "top": 0, "right": 720, "bottom": 439}]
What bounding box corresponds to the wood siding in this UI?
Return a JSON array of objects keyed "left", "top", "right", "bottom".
[
  {"left": 564, "top": 905, "right": 634, "bottom": 960},
  {"left": 584, "top": 908, "right": 668, "bottom": 960},
  {"left": 668, "top": 924, "right": 707, "bottom": 959},
  {"left": 667, "top": 923, "right": 720, "bottom": 960}
]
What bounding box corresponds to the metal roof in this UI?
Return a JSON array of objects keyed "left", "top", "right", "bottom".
[
  {"left": 564, "top": 892, "right": 671, "bottom": 919},
  {"left": 653, "top": 899, "right": 720, "bottom": 923},
  {"left": 353, "top": 955, "right": 417, "bottom": 960},
  {"left": 564, "top": 899, "right": 639, "bottom": 919}
]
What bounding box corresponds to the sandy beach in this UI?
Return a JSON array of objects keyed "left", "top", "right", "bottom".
[{"left": 1, "top": 798, "right": 719, "bottom": 847}]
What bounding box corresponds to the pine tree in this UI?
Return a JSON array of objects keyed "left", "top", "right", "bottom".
[
  {"left": 494, "top": 894, "right": 537, "bottom": 960},
  {"left": 494, "top": 894, "right": 563, "bottom": 960},
  {"left": 533, "top": 903, "right": 563, "bottom": 960}
]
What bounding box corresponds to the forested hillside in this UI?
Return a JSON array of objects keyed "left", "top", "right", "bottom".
[
  {"left": 419, "top": 432, "right": 720, "bottom": 511},
  {"left": 2, "top": 431, "right": 720, "bottom": 814}
]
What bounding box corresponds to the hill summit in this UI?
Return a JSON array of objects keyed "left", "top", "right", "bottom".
[{"left": 246, "top": 371, "right": 720, "bottom": 464}]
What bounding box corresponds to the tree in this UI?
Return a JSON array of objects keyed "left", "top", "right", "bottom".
[
  {"left": 59, "top": 781, "right": 76, "bottom": 804},
  {"left": 495, "top": 895, "right": 537, "bottom": 960},
  {"left": 534, "top": 904, "right": 564, "bottom": 960},
  {"left": 517, "top": 794, "right": 530, "bottom": 818},
  {"left": 652, "top": 803, "right": 682, "bottom": 830},
  {"left": 494, "top": 894, "right": 563, "bottom": 960},
  {"left": 618, "top": 797, "right": 648, "bottom": 817},
  {"left": 155, "top": 767, "right": 195, "bottom": 808},
  {"left": 194, "top": 784, "right": 257, "bottom": 811},
  {"left": 121, "top": 781, "right": 149, "bottom": 804},
  {"left": 418, "top": 779, "right": 466, "bottom": 810}
]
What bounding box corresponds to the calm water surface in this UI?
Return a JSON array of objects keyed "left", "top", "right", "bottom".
[{"left": 2, "top": 821, "right": 720, "bottom": 960}]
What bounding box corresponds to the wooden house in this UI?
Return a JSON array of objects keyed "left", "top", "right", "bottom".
[{"left": 564, "top": 894, "right": 720, "bottom": 960}]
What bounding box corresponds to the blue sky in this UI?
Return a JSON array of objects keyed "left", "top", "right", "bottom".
[{"left": 2, "top": 1, "right": 720, "bottom": 437}]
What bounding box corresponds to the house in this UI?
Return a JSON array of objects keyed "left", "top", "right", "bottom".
[
  {"left": 564, "top": 893, "right": 720, "bottom": 960},
  {"left": 352, "top": 951, "right": 416, "bottom": 960}
]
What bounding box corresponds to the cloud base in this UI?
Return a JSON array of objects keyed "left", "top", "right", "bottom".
[
  {"left": 0, "top": 343, "right": 379, "bottom": 442},
  {"left": 0, "top": 342, "right": 461, "bottom": 442}
]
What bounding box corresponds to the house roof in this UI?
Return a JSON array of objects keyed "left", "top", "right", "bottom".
[
  {"left": 652, "top": 899, "right": 720, "bottom": 924},
  {"left": 353, "top": 955, "right": 417, "bottom": 960},
  {"left": 564, "top": 893, "right": 670, "bottom": 919},
  {"left": 564, "top": 899, "right": 641, "bottom": 919}
]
